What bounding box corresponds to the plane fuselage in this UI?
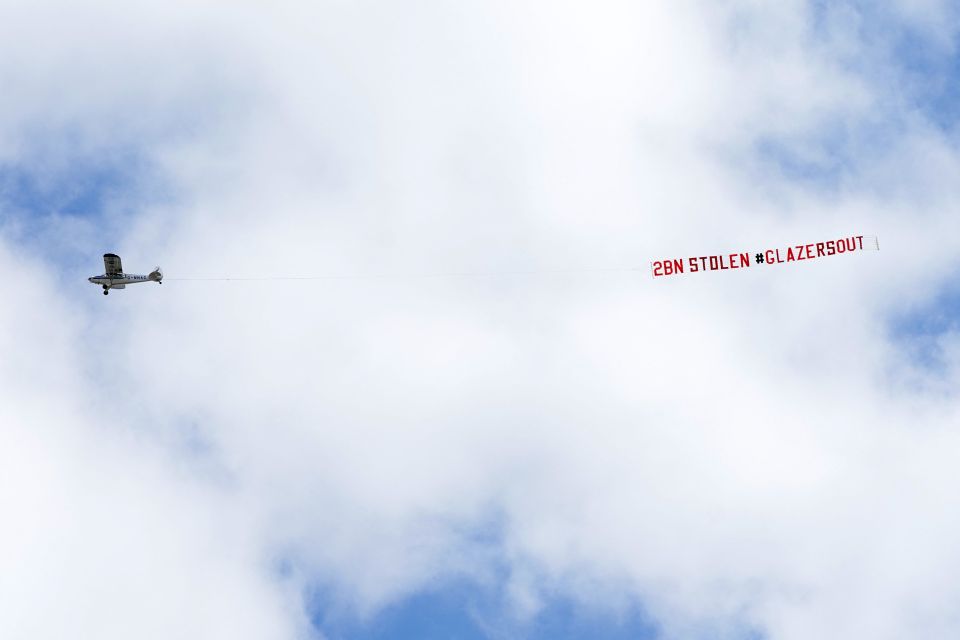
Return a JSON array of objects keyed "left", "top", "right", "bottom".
[{"left": 88, "top": 274, "right": 152, "bottom": 287}]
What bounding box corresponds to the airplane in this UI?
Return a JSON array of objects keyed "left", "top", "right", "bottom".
[{"left": 88, "top": 253, "right": 163, "bottom": 295}]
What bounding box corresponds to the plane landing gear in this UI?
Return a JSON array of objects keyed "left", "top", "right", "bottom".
[{"left": 103, "top": 290, "right": 109, "bottom": 295}]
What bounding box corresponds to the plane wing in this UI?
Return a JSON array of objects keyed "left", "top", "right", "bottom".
[{"left": 103, "top": 253, "right": 123, "bottom": 276}]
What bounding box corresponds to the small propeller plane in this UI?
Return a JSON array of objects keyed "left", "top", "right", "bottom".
[{"left": 88, "top": 253, "right": 163, "bottom": 295}]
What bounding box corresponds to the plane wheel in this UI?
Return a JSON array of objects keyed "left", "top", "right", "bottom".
[{"left": 103, "top": 290, "right": 109, "bottom": 295}]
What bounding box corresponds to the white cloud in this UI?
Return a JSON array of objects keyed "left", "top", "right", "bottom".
[
  {"left": 0, "top": 242, "right": 306, "bottom": 639},
  {"left": 2, "top": 1, "right": 960, "bottom": 638}
]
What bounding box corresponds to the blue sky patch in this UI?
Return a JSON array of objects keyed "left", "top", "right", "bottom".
[
  {"left": 0, "top": 137, "right": 173, "bottom": 278},
  {"left": 888, "top": 276, "right": 960, "bottom": 371},
  {"left": 0, "top": 144, "right": 163, "bottom": 220},
  {"left": 817, "top": 1, "right": 960, "bottom": 132},
  {"left": 751, "top": 2, "right": 960, "bottom": 191},
  {"left": 890, "top": 30, "right": 960, "bottom": 131},
  {"left": 310, "top": 580, "right": 661, "bottom": 640}
]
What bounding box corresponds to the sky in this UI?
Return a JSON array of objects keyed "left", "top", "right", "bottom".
[{"left": 1, "top": 1, "right": 960, "bottom": 639}]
